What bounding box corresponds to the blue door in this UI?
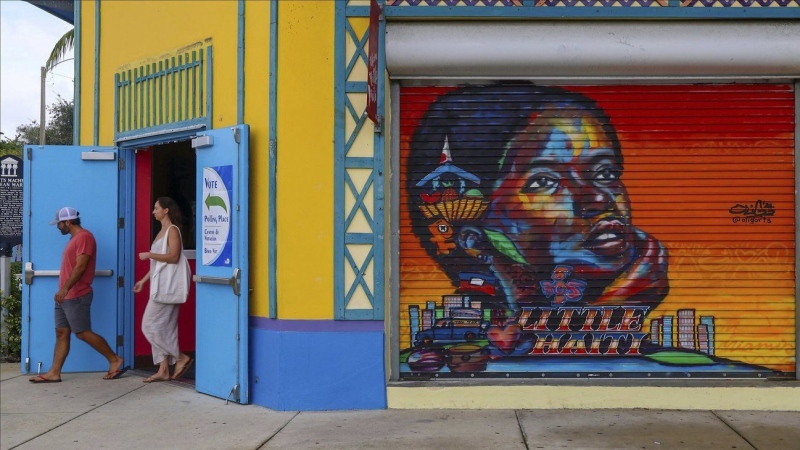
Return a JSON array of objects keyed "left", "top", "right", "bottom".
[
  {"left": 192, "top": 126, "right": 249, "bottom": 403},
  {"left": 22, "top": 146, "right": 120, "bottom": 374}
]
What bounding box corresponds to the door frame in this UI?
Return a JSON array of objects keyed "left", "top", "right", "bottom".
[{"left": 116, "top": 126, "right": 205, "bottom": 367}]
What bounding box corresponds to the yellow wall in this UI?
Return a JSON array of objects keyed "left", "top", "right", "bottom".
[
  {"left": 275, "top": 1, "right": 336, "bottom": 319},
  {"left": 82, "top": 0, "right": 337, "bottom": 319},
  {"left": 77, "top": 0, "right": 95, "bottom": 144},
  {"left": 244, "top": 1, "right": 272, "bottom": 318},
  {"left": 388, "top": 386, "right": 800, "bottom": 411},
  {"left": 81, "top": 1, "right": 272, "bottom": 317},
  {"left": 84, "top": 0, "right": 240, "bottom": 146}
]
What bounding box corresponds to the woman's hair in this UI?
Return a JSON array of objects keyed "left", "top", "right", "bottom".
[{"left": 156, "top": 196, "right": 183, "bottom": 229}]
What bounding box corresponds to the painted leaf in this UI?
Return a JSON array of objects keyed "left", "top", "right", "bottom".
[
  {"left": 484, "top": 229, "right": 528, "bottom": 265},
  {"left": 645, "top": 351, "right": 715, "bottom": 366}
]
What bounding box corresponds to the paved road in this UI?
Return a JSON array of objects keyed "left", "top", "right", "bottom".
[{"left": 2, "top": 363, "right": 799, "bottom": 449}]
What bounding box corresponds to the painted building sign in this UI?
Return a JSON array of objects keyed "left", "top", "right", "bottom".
[
  {"left": 201, "top": 165, "right": 233, "bottom": 267},
  {"left": 399, "top": 84, "right": 796, "bottom": 377}
]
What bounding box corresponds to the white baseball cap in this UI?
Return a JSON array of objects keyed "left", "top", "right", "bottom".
[{"left": 49, "top": 207, "right": 80, "bottom": 225}]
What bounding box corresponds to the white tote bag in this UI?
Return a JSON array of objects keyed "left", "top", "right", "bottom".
[{"left": 151, "top": 225, "right": 191, "bottom": 304}]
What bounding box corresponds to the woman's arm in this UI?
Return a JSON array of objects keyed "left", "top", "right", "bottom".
[
  {"left": 133, "top": 269, "right": 151, "bottom": 293},
  {"left": 138, "top": 226, "right": 182, "bottom": 264}
]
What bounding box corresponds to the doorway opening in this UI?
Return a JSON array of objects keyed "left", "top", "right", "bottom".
[{"left": 132, "top": 140, "right": 197, "bottom": 381}]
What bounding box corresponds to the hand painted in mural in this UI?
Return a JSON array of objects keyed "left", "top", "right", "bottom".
[{"left": 408, "top": 85, "right": 669, "bottom": 312}]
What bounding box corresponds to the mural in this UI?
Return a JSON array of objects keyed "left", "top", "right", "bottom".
[
  {"left": 399, "top": 84, "right": 796, "bottom": 377},
  {"left": 386, "top": 0, "right": 797, "bottom": 8}
]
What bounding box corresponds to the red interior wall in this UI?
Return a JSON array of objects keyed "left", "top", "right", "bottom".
[{"left": 134, "top": 148, "right": 196, "bottom": 358}]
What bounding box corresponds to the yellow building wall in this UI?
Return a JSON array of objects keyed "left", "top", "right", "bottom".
[
  {"left": 82, "top": 0, "right": 240, "bottom": 146},
  {"left": 79, "top": 1, "right": 272, "bottom": 317},
  {"left": 79, "top": 1, "right": 343, "bottom": 320},
  {"left": 77, "top": 0, "right": 95, "bottom": 145},
  {"left": 244, "top": 1, "right": 272, "bottom": 318},
  {"left": 275, "top": 1, "right": 336, "bottom": 319}
]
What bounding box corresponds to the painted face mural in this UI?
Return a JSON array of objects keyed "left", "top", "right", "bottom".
[
  {"left": 409, "top": 87, "right": 668, "bottom": 311},
  {"left": 399, "top": 84, "right": 795, "bottom": 377},
  {"left": 486, "top": 106, "right": 669, "bottom": 309}
]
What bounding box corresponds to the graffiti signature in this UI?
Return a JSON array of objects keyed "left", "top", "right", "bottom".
[{"left": 729, "top": 200, "right": 775, "bottom": 217}]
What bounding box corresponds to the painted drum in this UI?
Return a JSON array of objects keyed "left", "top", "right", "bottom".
[{"left": 446, "top": 344, "right": 490, "bottom": 373}]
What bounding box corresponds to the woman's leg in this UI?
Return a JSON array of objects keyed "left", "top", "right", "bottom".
[{"left": 142, "top": 300, "right": 180, "bottom": 382}]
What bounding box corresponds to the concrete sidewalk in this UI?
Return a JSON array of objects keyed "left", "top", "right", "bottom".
[{"left": 2, "top": 363, "right": 798, "bottom": 450}]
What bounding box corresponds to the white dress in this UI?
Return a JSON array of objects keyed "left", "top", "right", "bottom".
[{"left": 141, "top": 235, "right": 181, "bottom": 365}]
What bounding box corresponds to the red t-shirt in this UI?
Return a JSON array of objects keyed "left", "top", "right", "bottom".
[{"left": 59, "top": 229, "right": 97, "bottom": 300}]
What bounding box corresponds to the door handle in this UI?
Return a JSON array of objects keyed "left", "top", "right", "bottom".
[
  {"left": 24, "top": 262, "right": 114, "bottom": 285},
  {"left": 193, "top": 268, "right": 241, "bottom": 296}
]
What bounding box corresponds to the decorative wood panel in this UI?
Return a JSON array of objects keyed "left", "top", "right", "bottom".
[
  {"left": 335, "top": 4, "right": 385, "bottom": 320},
  {"left": 114, "top": 43, "right": 212, "bottom": 140}
]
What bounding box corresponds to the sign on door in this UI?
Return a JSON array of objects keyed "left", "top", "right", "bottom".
[{"left": 201, "top": 165, "right": 232, "bottom": 267}]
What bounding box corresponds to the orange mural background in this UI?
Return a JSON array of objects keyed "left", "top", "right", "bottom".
[{"left": 398, "top": 84, "right": 796, "bottom": 372}]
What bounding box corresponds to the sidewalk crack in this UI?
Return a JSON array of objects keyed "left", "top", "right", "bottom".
[
  {"left": 255, "top": 410, "right": 300, "bottom": 449},
  {"left": 9, "top": 385, "right": 148, "bottom": 449},
  {"left": 515, "top": 409, "right": 531, "bottom": 450},
  {"left": 711, "top": 410, "right": 758, "bottom": 450}
]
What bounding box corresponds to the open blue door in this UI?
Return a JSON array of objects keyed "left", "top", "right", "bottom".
[
  {"left": 21, "top": 145, "right": 120, "bottom": 374},
  {"left": 192, "top": 126, "right": 249, "bottom": 403}
]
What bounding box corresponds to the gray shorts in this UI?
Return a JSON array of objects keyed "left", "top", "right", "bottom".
[{"left": 54, "top": 291, "right": 93, "bottom": 333}]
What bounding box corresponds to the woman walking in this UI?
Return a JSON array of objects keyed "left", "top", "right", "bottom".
[{"left": 133, "top": 196, "right": 193, "bottom": 382}]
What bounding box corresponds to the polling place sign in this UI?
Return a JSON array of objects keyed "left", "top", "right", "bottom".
[{"left": 201, "top": 165, "right": 233, "bottom": 267}]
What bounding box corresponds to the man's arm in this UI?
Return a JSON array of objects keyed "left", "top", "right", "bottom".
[{"left": 55, "top": 254, "right": 90, "bottom": 303}]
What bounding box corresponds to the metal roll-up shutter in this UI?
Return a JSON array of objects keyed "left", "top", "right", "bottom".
[{"left": 398, "top": 83, "right": 796, "bottom": 379}]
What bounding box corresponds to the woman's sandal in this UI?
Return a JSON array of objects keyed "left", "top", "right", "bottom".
[{"left": 171, "top": 357, "right": 194, "bottom": 380}]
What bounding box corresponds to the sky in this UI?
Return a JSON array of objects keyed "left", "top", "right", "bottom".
[{"left": 1, "top": 0, "right": 74, "bottom": 140}]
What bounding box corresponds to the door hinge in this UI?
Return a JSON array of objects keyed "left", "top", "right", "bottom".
[
  {"left": 116, "top": 335, "right": 124, "bottom": 346},
  {"left": 117, "top": 276, "right": 124, "bottom": 288},
  {"left": 118, "top": 158, "right": 125, "bottom": 170},
  {"left": 118, "top": 218, "right": 124, "bottom": 229},
  {"left": 233, "top": 127, "right": 241, "bottom": 144},
  {"left": 27, "top": 148, "right": 32, "bottom": 160}
]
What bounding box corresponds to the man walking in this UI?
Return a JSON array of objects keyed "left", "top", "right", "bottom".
[{"left": 29, "top": 207, "right": 127, "bottom": 383}]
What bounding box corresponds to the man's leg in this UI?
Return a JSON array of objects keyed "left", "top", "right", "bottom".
[
  {"left": 29, "top": 327, "right": 70, "bottom": 382},
  {"left": 50, "top": 327, "right": 71, "bottom": 374},
  {"left": 31, "top": 299, "right": 72, "bottom": 382},
  {"left": 74, "top": 330, "right": 124, "bottom": 371},
  {"left": 65, "top": 292, "right": 124, "bottom": 377}
]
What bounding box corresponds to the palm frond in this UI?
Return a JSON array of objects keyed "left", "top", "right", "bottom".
[{"left": 44, "top": 28, "right": 75, "bottom": 73}]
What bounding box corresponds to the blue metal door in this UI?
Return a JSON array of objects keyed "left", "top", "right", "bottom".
[
  {"left": 22, "top": 146, "right": 120, "bottom": 374},
  {"left": 192, "top": 126, "right": 249, "bottom": 403}
]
